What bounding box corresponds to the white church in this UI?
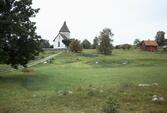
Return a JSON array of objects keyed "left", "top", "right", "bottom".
[{"left": 53, "top": 21, "right": 70, "bottom": 49}]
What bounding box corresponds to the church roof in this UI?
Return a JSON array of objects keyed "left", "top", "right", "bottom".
[
  {"left": 60, "top": 33, "right": 68, "bottom": 39},
  {"left": 59, "top": 21, "right": 70, "bottom": 33},
  {"left": 53, "top": 33, "right": 68, "bottom": 41}
]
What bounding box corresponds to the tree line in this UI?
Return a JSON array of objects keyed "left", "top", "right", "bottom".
[
  {"left": 1, "top": 0, "right": 166, "bottom": 69},
  {"left": 62, "top": 28, "right": 114, "bottom": 55}
]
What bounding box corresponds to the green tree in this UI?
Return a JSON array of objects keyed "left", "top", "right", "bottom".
[
  {"left": 133, "top": 38, "right": 141, "bottom": 47},
  {"left": 155, "top": 31, "right": 165, "bottom": 46},
  {"left": 82, "top": 39, "right": 91, "bottom": 49},
  {"left": 40, "top": 39, "right": 50, "bottom": 48},
  {"left": 121, "top": 44, "right": 131, "bottom": 50},
  {"left": 92, "top": 36, "right": 99, "bottom": 49},
  {"left": 69, "top": 39, "right": 82, "bottom": 53},
  {"left": 0, "top": 0, "right": 42, "bottom": 68},
  {"left": 98, "top": 28, "right": 113, "bottom": 55},
  {"left": 62, "top": 38, "right": 73, "bottom": 48}
]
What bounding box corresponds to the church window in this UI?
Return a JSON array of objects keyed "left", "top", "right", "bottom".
[{"left": 58, "top": 41, "right": 60, "bottom": 47}]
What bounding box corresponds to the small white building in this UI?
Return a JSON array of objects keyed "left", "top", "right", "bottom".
[{"left": 53, "top": 21, "right": 70, "bottom": 49}]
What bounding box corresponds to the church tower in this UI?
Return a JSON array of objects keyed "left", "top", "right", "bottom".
[
  {"left": 53, "top": 21, "right": 71, "bottom": 49},
  {"left": 59, "top": 21, "right": 70, "bottom": 39}
]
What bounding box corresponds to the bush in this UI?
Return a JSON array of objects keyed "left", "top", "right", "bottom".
[
  {"left": 121, "top": 44, "right": 132, "bottom": 50},
  {"left": 82, "top": 39, "right": 91, "bottom": 49},
  {"left": 115, "top": 45, "right": 121, "bottom": 49},
  {"left": 69, "top": 39, "right": 82, "bottom": 53},
  {"left": 102, "top": 97, "right": 119, "bottom": 113},
  {"left": 22, "top": 68, "right": 34, "bottom": 73}
]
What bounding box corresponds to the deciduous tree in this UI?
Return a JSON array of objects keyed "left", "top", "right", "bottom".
[
  {"left": 70, "top": 39, "right": 82, "bottom": 53},
  {"left": 82, "top": 39, "right": 91, "bottom": 49},
  {"left": 98, "top": 28, "right": 113, "bottom": 55},
  {"left": 40, "top": 39, "right": 51, "bottom": 48},
  {"left": 69, "top": 39, "right": 82, "bottom": 53},
  {"left": 0, "top": 0, "right": 42, "bottom": 68},
  {"left": 62, "top": 38, "right": 73, "bottom": 48},
  {"left": 92, "top": 36, "right": 99, "bottom": 49},
  {"left": 133, "top": 38, "right": 141, "bottom": 47},
  {"left": 155, "top": 31, "right": 165, "bottom": 46}
]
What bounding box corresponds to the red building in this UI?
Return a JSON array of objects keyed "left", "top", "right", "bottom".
[{"left": 140, "top": 40, "right": 158, "bottom": 52}]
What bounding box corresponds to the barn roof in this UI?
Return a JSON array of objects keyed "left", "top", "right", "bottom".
[
  {"left": 142, "top": 40, "right": 158, "bottom": 46},
  {"left": 59, "top": 21, "right": 70, "bottom": 33}
]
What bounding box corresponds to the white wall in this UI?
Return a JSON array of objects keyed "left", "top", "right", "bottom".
[{"left": 53, "top": 34, "right": 66, "bottom": 49}]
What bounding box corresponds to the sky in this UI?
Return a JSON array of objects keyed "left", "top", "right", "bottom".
[{"left": 32, "top": 0, "right": 167, "bottom": 45}]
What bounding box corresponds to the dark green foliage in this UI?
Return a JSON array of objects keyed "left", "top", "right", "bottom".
[
  {"left": 98, "top": 28, "right": 113, "bottom": 55},
  {"left": 40, "top": 39, "right": 51, "bottom": 48},
  {"left": 0, "top": 0, "right": 42, "bottom": 68},
  {"left": 133, "top": 38, "right": 141, "bottom": 48},
  {"left": 92, "top": 36, "right": 99, "bottom": 49},
  {"left": 115, "top": 44, "right": 131, "bottom": 50},
  {"left": 0, "top": 0, "right": 6, "bottom": 11},
  {"left": 102, "top": 97, "right": 119, "bottom": 113},
  {"left": 62, "top": 38, "right": 73, "bottom": 48},
  {"left": 115, "top": 45, "right": 121, "bottom": 49},
  {"left": 69, "top": 39, "right": 82, "bottom": 53},
  {"left": 82, "top": 39, "right": 91, "bottom": 49},
  {"left": 121, "top": 44, "right": 132, "bottom": 50},
  {"left": 155, "top": 31, "right": 165, "bottom": 46}
]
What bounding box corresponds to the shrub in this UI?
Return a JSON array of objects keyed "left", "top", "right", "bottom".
[
  {"left": 22, "top": 68, "right": 34, "bottom": 73},
  {"left": 115, "top": 45, "right": 121, "bottom": 49},
  {"left": 121, "top": 44, "right": 132, "bottom": 50},
  {"left": 82, "top": 39, "right": 91, "bottom": 49},
  {"left": 102, "top": 97, "right": 119, "bottom": 113},
  {"left": 69, "top": 39, "right": 82, "bottom": 53}
]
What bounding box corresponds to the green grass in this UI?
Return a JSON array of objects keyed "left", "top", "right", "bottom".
[
  {"left": 0, "top": 49, "right": 167, "bottom": 113},
  {"left": 0, "top": 50, "right": 59, "bottom": 72}
]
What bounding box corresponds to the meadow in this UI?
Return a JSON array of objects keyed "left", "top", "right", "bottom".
[{"left": 0, "top": 49, "right": 167, "bottom": 113}]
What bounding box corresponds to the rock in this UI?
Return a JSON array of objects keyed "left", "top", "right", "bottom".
[
  {"left": 122, "top": 60, "right": 128, "bottom": 65},
  {"left": 159, "top": 97, "right": 165, "bottom": 101},
  {"left": 99, "top": 89, "right": 104, "bottom": 93},
  {"left": 152, "top": 95, "right": 158, "bottom": 101},
  {"left": 68, "top": 91, "right": 73, "bottom": 95},
  {"left": 138, "top": 84, "right": 151, "bottom": 87},
  {"left": 152, "top": 97, "right": 158, "bottom": 101},
  {"left": 92, "top": 88, "right": 97, "bottom": 91},
  {"left": 43, "top": 61, "right": 47, "bottom": 64},
  {"left": 152, "top": 83, "right": 159, "bottom": 86},
  {"left": 152, "top": 95, "right": 165, "bottom": 102},
  {"left": 57, "top": 90, "right": 63, "bottom": 96},
  {"left": 58, "top": 90, "right": 73, "bottom": 96},
  {"left": 152, "top": 95, "right": 158, "bottom": 98},
  {"left": 126, "top": 102, "right": 130, "bottom": 105},
  {"left": 33, "top": 94, "right": 37, "bottom": 97}
]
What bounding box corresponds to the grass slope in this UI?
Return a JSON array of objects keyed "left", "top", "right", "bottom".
[{"left": 0, "top": 49, "right": 167, "bottom": 113}]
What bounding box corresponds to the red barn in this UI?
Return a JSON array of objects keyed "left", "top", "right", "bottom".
[{"left": 140, "top": 40, "right": 158, "bottom": 52}]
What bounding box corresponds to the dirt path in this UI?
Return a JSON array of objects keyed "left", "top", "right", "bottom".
[
  {"left": 27, "top": 51, "right": 62, "bottom": 67},
  {"left": 0, "top": 51, "right": 62, "bottom": 73}
]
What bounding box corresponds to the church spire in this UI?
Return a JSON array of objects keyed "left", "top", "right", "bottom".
[{"left": 59, "top": 21, "right": 70, "bottom": 33}]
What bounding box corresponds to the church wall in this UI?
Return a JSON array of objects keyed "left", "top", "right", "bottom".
[{"left": 53, "top": 34, "right": 66, "bottom": 49}]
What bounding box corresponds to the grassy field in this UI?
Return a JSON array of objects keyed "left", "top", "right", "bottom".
[
  {"left": 0, "top": 49, "right": 167, "bottom": 113},
  {"left": 0, "top": 50, "right": 59, "bottom": 72}
]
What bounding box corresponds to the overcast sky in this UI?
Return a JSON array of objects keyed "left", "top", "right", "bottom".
[{"left": 32, "top": 0, "right": 167, "bottom": 45}]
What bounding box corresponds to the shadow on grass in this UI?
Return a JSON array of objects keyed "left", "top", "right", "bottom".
[{"left": 0, "top": 73, "right": 48, "bottom": 91}]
